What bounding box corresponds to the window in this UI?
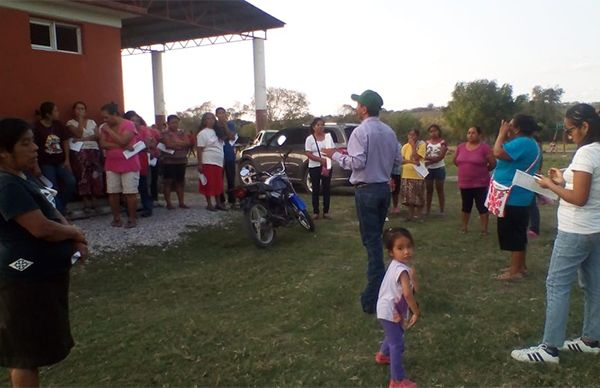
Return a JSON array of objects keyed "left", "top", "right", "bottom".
[{"left": 30, "top": 18, "right": 81, "bottom": 54}]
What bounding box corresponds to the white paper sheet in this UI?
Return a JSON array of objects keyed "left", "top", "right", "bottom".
[
  {"left": 229, "top": 134, "right": 239, "bottom": 146},
  {"left": 122, "top": 140, "right": 146, "bottom": 159},
  {"left": 326, "top": 157, "right": 332, "bottom": 170},
  {"left": 413, "top": 162, "right": 429, "bottom": 178},
  {"left": 69, "top": 140, "right": 84, "bottom": 152},
  {"left": 148, "top": 156, "right": 158, "bottom": 167},
  {"left": 511, "top": 169, "right": 559, "bottom": 200},
  {"left": 157, "top": 142, "right": 175, "bottom": 155}
]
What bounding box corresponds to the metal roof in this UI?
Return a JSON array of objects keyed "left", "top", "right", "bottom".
[{"left": 78, "top": 0, "right": 285, "bottom": 49}]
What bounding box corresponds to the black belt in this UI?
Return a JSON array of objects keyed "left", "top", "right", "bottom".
[{"left": 354, "top": 181, "right": 387, "bottom": 188}]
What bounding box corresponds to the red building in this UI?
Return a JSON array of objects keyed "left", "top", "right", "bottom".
[{"left": 0, "top": 1, "right": 283, "bottom": 127}]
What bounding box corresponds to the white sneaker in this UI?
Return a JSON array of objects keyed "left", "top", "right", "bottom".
[
  {"left": 560, "top": 338, "right": 600, "bottom": 354},
  {"left": 511, "top": 344, "right": 559, "bottom": 364}
]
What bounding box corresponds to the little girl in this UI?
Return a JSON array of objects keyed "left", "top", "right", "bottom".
[{"left": 375, "top": 227, "right": 420, "bottom": 388}]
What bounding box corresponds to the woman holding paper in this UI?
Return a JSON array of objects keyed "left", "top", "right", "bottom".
[
  {"left": 0, "top": 118, "right": 88, "bottom": 387},
  {"left": 99, "top": 103, "right": 140, "bottom": 228},
  {"left": 196, "top": 112, "right": 226, "bottom": 211},
  {"left": 492, "top": 114, "right": 541, "bottom": 280},
  {"left": 305, "top": 118, "right": 334, "bottom": 219},
  {"left": 123, "top": 111, "right": 155, "bottom": 217},
  {"left": 400, "top": 129, "right": 427, "bottom": 221},
  {"left": 511, "top": 103, "right": 600, "bottom": 364},
  {"left": 66, "top": 101, "right": 103, "bottom": 214}
]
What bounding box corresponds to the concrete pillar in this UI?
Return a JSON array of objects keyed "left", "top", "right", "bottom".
[
  {"left": 151, "top": 50, "right": 166, "bottom": 127},
  {"left": 253, "top": 38, "right": 267, "bottom": 132}
]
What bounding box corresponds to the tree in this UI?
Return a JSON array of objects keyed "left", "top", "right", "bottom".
[
  {"left": 526, "top": 85, "right": 564, "bottom": 130},
  {"left": 443, "top": 80, "right": 521, "bottom": 137},
  {"left": 383, "top": 111, "right": 423, "bottom": 140},
  {"left": 176, "top": 101, "right": 214, "bottom": 134}
]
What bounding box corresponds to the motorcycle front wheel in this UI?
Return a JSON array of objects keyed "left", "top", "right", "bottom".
[
  {"left": 244, "top": 202, "right": 276, "bottom": 248},
  {"left": 295, "top": 208, "right": 315, "bottom": 232}
]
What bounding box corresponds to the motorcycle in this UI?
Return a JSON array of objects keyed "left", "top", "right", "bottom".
[{"left": 231, "top": 136, "right": 315, "bottom": 247}]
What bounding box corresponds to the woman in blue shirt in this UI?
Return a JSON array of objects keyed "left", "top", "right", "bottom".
[{"left": 492, "top": 114, "right": 541, "bottom": 280}]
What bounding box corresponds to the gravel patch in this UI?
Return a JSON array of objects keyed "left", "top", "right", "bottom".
[{"left": 74, "top": 195, "right": 236, "bottom": 254}]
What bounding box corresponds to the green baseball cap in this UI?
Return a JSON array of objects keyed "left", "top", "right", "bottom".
[{"left": 351, "top": 89, "right": 383, "bottom": 111}]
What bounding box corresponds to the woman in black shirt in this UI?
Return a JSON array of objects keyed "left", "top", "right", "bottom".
[{"left": 0, "top": 118, "right": 87, "bottom": 387}]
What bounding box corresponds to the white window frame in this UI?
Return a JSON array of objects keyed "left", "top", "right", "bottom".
[{"left": 30, "top": 17, "right": 82, "bottom": 54}]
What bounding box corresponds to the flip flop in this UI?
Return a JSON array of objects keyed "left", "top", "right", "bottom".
[
  {"left": 124, "top": 220, "right": 137, "bottom": 229},
  {"left": 110, "top": 220, "right": 123, "bottom": 227}
]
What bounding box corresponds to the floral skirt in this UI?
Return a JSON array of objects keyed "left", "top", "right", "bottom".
[
  {"left": 75, "top": 149, "right": 104, "bottom": 196},
  {"left": 400, "top": 178, "right": 425, "bottom": 207}
]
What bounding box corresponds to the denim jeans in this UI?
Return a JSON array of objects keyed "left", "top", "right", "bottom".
[
  {"left": 543, "top": 230, "right": 600, "bottom": 347},
  {"left": 355, "top": 182, "right": 390, "bottom": 313},
  {"left": 40, "top": 164, "right": 76, "bottom": 215},
  {"left": 138, "top": 174, "right": 153, "bottom": 214},
  {"left": 379, "top": 319, "right": 406, "bottom": 380}
]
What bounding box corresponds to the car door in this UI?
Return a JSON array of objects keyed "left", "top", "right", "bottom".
[{"left": 248, "top": 129, "right": 289, "bottom": 172}]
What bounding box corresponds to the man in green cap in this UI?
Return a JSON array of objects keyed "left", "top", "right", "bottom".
[{"left": 323, "top": 90, "right": 402, "bottom": 314}]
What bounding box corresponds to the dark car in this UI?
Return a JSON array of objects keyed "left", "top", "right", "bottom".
[{"left": 239, "top": 123, "right": 358, "bottom": 192}]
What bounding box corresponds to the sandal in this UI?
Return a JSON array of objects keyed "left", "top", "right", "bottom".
[
  {"left": 206, "top": 206, "right": 217, "bottom": 212},
  {"left": 496, "top": 271, "right": 524, "bottom": 281},
  {"left": 124, "top": 220, "right": 137, "bottom": 229},
  {"left": 166, "top": 204, "right": 175, "bottom": 210},
  {"left": 323, "top": 213, "right": 332, "bottom": 220},
  {"left": 110, "top": 219, "right": 123, "bottom": 227},
  {"left": 179, "top": 204, "right": 190, "bottom": 209}
]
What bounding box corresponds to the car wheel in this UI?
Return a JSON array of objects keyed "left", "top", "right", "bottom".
[
  {"left": 239, "top": 160, "right": 257, "bottom": 185},
  {"left": 302, "top": 168, "right": 313, "bottom": 193}
]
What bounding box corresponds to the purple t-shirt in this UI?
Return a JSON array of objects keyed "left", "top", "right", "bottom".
[{"left": 455, "top": 142, "right": 491, "bottom": 189}]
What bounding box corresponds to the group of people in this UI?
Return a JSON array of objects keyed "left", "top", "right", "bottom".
[
  {"left": 0, "top": 101, "right": 241, "bottom": 386},
  {"left": 26, "top": 101, "right": 239, "bottom": 227},
  {"left": 321, "top": 90, "right": 600, "bottom": 387},
  {"left": 1, "top": 89, "right": 599, "bottom": 387}
]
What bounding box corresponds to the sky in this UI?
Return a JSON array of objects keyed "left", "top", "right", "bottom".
[{"left": 122, "top": 0, "right": 600, "bottom": 123}]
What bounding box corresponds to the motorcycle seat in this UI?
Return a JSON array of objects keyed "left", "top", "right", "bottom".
[{"left": 245, "top": 182, "right": 274, "bottom": 192}]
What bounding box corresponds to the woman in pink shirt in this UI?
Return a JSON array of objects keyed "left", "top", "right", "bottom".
[
  {"left": 99, "top": 103, "right": 140, "bottom": 228},
  {"left": 453, "top": 126, "right": 496, "bottom": 235}
]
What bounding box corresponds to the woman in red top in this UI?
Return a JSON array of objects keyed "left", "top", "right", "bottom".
[
  {"left": 453, "top": 126, "right": 496, "bottom": 235},
  {"left": 99, "top": 103, "right": 140, "bottom": 228},
  {"left": 124, "top": 111, "right": 155, "bottom": 217}
]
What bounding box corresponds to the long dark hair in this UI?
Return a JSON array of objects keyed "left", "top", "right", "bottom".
[
  {"left": 566, "top": 103, "right": 600, "bottom": 147},
  {"left": 0, "top": 118, "right": 31, "bottom": 153},
  {"left": 512, "top": 114, "right": 541, "bottom": 135},
  {"left": 101, "top": 102, "right": 120, "bottom": 116},
  {"left": 36, "top": 101, "right": 56, "bottom": 119}
]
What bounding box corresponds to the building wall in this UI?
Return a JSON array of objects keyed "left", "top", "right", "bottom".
[{"left": 0, "top": 6, "right": 124, "bottom": 124}]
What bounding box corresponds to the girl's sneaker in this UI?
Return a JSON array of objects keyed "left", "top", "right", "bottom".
[
  {"left": 389, "top": 379, "right": 417, "bottom": 388},
  {"left": 375, "top": 352, "right": 390, "bottom": 364},
  {"left": 560, "top": 338, "right": 600, "bottom": 354},
  {"left": 511, "top": 344, "right": 559, "bottom": 364}
]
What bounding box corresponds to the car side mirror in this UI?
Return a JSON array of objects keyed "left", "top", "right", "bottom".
[{"left": 276, "top": 135, "right": 287, "bottom": 146}]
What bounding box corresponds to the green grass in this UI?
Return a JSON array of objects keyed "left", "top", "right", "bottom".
[{"left": 14, "top": 151, "right": 597, "bottom": 387}]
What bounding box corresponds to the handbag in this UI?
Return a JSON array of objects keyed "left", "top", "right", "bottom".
[
  {"left": 313, "top": 134, "right": 330, "bottom": 177},
  {"left": 485, "top": 146, "right": 540, "bottom": 217}
]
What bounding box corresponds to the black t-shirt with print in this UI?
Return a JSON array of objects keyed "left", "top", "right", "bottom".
[
  {"left": 0, "top": 172, "right": 73, "bottom": 279},
  {"left": 33, "top": 120, "right": 71, "bottom": 165}
]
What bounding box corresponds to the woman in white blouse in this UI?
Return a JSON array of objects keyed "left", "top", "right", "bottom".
[
  {"left": 304, "top": 118, "right": 335, "bottom": 219},
  {"left": 66, "top": 101, "right": 103, "bottom": 213}
]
